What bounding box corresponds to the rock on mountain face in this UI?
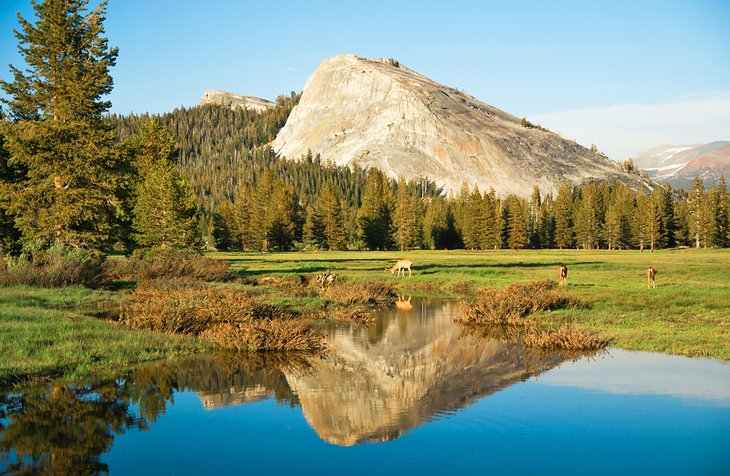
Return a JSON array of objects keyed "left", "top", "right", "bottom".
[
  {"left": 272, "top": 54, "right": 647, "bottom": 197},
  {"left": 632, "top": 141, "right": 730, "bottom": 188},
  {"left": 199, "top": 89, "right": 274, "bottom": 112}
]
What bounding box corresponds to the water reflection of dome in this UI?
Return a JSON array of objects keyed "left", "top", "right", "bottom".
[{"left": 283, "top": 299, "right": 565, "bottom": 446}]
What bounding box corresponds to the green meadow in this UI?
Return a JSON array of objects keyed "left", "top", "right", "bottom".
[{"left": 0, "top": 286, "right": 207, "bottom": 387}]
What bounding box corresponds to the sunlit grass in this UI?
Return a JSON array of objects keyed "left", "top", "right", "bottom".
[{"left": 0, "top": 286, "right": 207, "bottom": 387}]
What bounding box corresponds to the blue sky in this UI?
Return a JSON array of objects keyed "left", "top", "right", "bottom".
[{"left": 1, "top": 0, "right": 729, "bottom": 159}]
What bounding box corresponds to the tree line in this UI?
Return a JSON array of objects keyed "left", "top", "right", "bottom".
[{"left": 212, "top": 168, "right": 730, "bottom": 252}]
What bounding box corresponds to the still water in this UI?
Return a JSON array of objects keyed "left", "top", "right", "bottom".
[{"left": 1, "top": 299, "right": 729, "bottom": 475}]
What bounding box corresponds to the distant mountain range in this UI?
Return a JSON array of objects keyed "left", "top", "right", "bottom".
[{"left": 631, "top": 141, "right": 730, "bottom": 188}]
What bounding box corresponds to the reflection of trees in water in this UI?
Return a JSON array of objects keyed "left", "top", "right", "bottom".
[
  {"left": 1, "top": 382, "right": 145, "bottom": 475},
  {"left": 0, "top": 353, "right": 308, "bottom": 475}
]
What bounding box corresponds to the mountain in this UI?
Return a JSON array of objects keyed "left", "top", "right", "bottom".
[
  {"left": 198, "top": 89, "right": 275, "bottom": 112},
  {"left": 631, "top": 141, "right": 730, "bottom": 188},
  {"left": 272, "top": 54, "right": 648, "bottom": 197}
]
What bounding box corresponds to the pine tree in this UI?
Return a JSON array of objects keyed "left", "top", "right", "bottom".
[
  {"left": 232, "top": 183, "right": 254, "bottom": 249},
  {"left": 555, "top": 182, "right": 574, "bottom": 249},
  {"left": 358, "top": 169, "right": 393, "bottom": 250},
  {"left": 316, "top": 182, "right": 346, "bottom": 250},
  {"left": 537, "top": 194, "right": 555, "bottom": 249},
  {"left": 687, "top": 178, "right": 710, "bottom": 248},
  {"left": 0, "top": 0, "right": 122, "bottom": 251},
  {"left": 709, "top": 177, "right": 729, "bottom": 247},
  {"left": 0, "top": 119, "right": 23, "bottom": 255},
  {"left": 462, "top": 187, "right": 484, "bottom": 250},
  {"left": 528, "top": 185, "right": 541, "bottom": 248},
  {"left": 574, "top": 184, "right": 602, "bottom": 249},
  {"left": 212, "top": 200, "right": 241, "bottom": 251},
  {"left": 131, "top": 120, "right": 200, "bottom": 251},
  {"left": 644, "top": 189, "right": 663, "bottom": 251},
  {"left": 632, "top": 189, "right": 650, "bottom": 251},
  {"left": 483, "top": 190, "right": 502, "bottom": 249},
  {"left": 392, "top": 177, "right": 417, "bottom": 251},
  {"left": 504, "top": 195, "right": 528, "bottom": 249}
]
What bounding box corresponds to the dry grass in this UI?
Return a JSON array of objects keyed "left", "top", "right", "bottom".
[
  {"left": 201, "top": 319, "right": 326, "bottom": 352},
  {"left": 456, "top": 280, "right": 582, "bottom": 326},
  {"left": 523, "top": 327, "right": 608, "bottom": 351},
  {"left": 319, "top": 279, "right": 396, "bottom": 307},
  {"left": 106, "top": 252, "right": 239, "bottom": 282},
  {"left": 0, "top": 246, "right": 108, "bottom": 289},
  {"left": 448, "top": 280, "right": 477, "bottom": 296},
  {"left": 121, "top": 279, "right": 324, "bottom": 352},
  {"left": 457, "top": 280, "right": 607, "bottom": 351}
]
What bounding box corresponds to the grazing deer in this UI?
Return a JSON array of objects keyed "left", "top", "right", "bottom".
[
  {"left": 646, "top": 267, "right": 657, "bottom": 289},
  {"left": 395, "top": 295, "right": 413, "bottom": 312},
  {"left": 316, "top": 270, "right": 337, "bottom": 288},
  {"left": 558, "top": 264, "right": 568, "bottom": 285},
  {"left": 386, "top": 259, "right": 413, "bottom": 277}
]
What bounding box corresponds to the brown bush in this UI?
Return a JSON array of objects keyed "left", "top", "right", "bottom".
[
  {"left": 456, "top": 280, "right": 582, "bottom": 326},
  {"left": 201, "top": 319, "right": 326, "bottom": 352},
  {"left": 457, "top": 280, "right": 606, "bottom": 351},
  {"left": 448, "top": 281, "right": 476, "bottom": 296},
  {"left": 523, "top": 327, "right": 609, "bottom": 351},
  {"left": 121, "top": 279, "right": 325, "bottom": 351},
  {"left": 0, "top": 246, "right": 109, "bottom": 288},
  {"left": 106, "top": 252, "right": 238, "bottom": 282},
  {"left": 319, "top": 279, "right": 396, "bottom": 307}
]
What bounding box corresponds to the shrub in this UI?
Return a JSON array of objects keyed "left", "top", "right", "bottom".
[
  {"left": 106, "top": 251, "right": 238, "bottom": 282},
  {"left": 121, "top": 279, "right": 325, "bottom": 352},
  {"left": 201, "top": 319, "right": 326, "bottom": 352},
  {"left": 456, "top": 280, "right": 581, "bottom": 326},
  {"left": 319, "top": 279, "right": 396, "bottom": 307},
  {"left": 0, "top": 245, "right": 108, "bottom": 288},
  {"left": 523, "top": 327, "right": 608, "bottom": 351},
  {"left": 457, "top": 280, "right": 606, "bottom": 351}
]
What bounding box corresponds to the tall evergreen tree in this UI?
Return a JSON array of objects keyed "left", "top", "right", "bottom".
[
  {"left": 131, "top": 120, "right": 200, "bottom": 251},
  {"left": 358, "top": 169, "right": 393, "bottom": 250},
  {"left": 574, "top": 184, "right": 602, "bottom": 250},
  {"left": 528, "top": 185, "right": 541, "bottom": 248},
  {"left": 709, "top": 177, "right": 729, "bottom": 247},
  {"left": 309, "top": 182, "right": 346, "bottom": 250},
  {"left": 0, "top": 118, "right": 23, "bottom": 255},
  {"left": 0, "top": 0, "right": 121, "bottom": 251},
  {"left": 504, "top": 195, "right": 528, "bottom": 249},
  {"left": 687, "top": 178, "right": 710, "bottom": 248},
  {"left": 393, "top": 177, "right": 419, "bottom": 251},
  {"left": 555, "top": 181, "right": 574, "bottom": 249}
]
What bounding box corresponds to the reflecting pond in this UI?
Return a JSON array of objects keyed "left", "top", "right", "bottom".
[{"left": 2, "top": 298, "right": 729, "bottom": 475}]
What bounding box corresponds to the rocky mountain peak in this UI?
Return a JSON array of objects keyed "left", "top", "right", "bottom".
[{"left": 272, "top": 54, "right": 649, "bottom": 197}]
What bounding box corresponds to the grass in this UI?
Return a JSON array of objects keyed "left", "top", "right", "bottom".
[
  {"left": 0, "top": 285, "right": 208, "bottom": 387},
  {"left": 211, "top": 248, "right": 730, "bottom": 360}
]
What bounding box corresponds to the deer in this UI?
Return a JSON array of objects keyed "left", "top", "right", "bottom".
[
  {"left": 558, "top": 264, "right": 568, "bottom": 285},
  {"left": 646, "top": 267, "right": 657, "bottom": 289},
  {"left": 316, "top": 269, "right": 337, "bottom": 288},
  {"left": 386, "top": 259, "right": 413, "bottom": 277}
]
